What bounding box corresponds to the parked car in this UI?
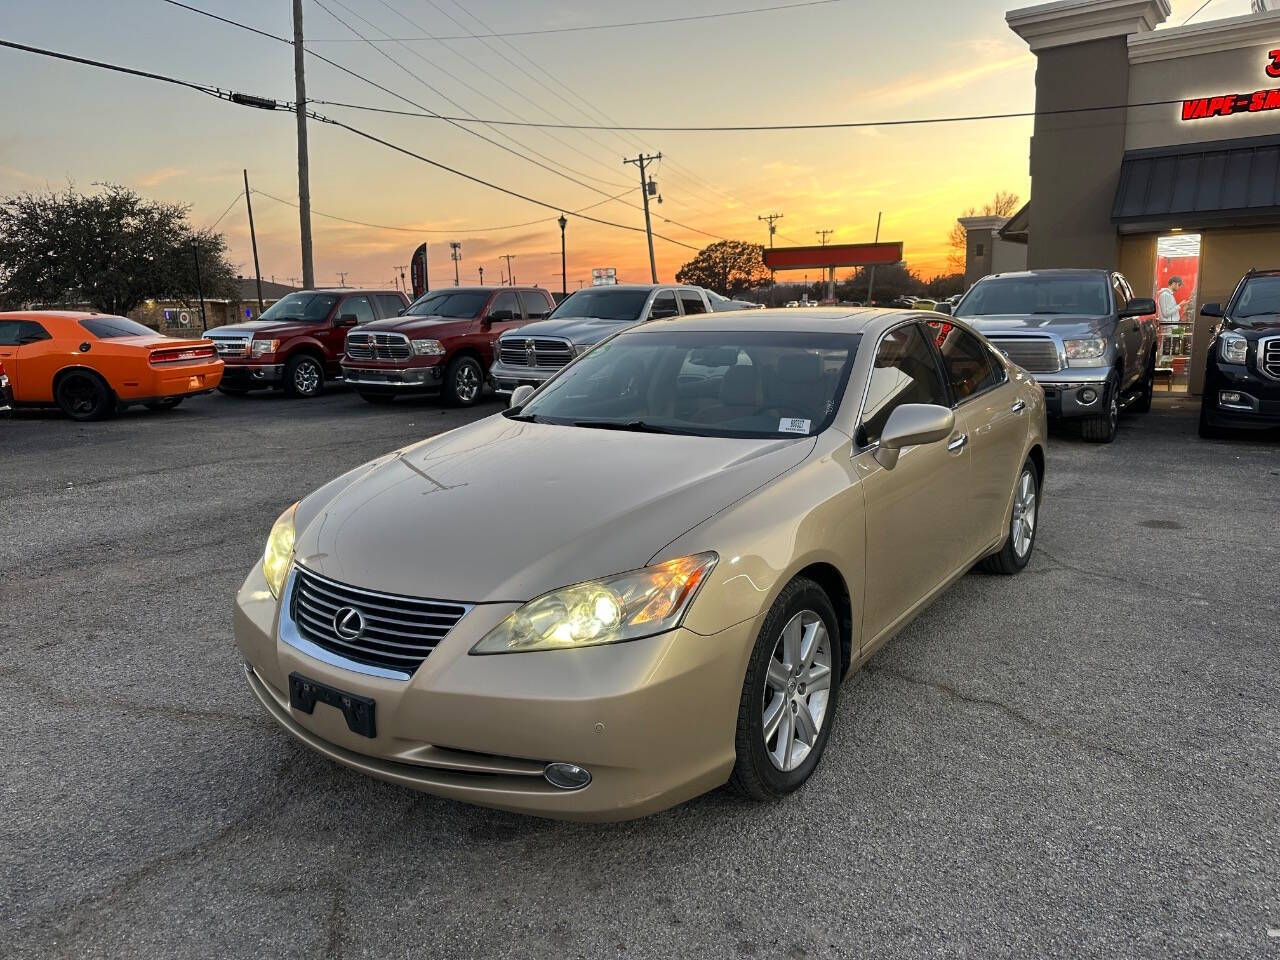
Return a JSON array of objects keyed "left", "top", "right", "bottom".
[
  {"left": 234, "top": 307, "right": 1046, "bottom": 821},
  {"left": 205, "top": 289, "right": 408, "bottom": 398},
  {"left": 0, "top": 361, "right": 12, "bottom": 415},
  {"left": 953, "top": 269, "right": 1157, "bottom": 443},
  {"left": 0, "top": 311, "right": 223, "bottom": 421},
  {"left": 342, "top": 286, "right": 554, "bottom": 407},
  {"left": 489, "top": 284, "right": 711, "bottom": 395},
  {"left": 705, "top": 289, "right": 765, "bottom": 311},
  {"left": 1198, "top": 269, "right": 1280, "bottom": 438}
]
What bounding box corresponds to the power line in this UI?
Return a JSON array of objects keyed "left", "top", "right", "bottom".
[
  {"left": 203, "top": 189, "right": 245, "bottom": 231},
  {"left": 1181, "top": 0, "right": 1220, "bottom": 25},
  {"left": 303, "top": 0, "right": 847, "bottom": 41}
]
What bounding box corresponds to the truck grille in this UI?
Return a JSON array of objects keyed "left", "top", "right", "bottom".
[
  {"left": 1259, "top": 336, "right": 1280, "bottom": 381},
  {"left": 988, "top": 337, "right": 1062, "bottom": 374},
  {"left": 208, "top": 337, "right": 250, "bottom": 359},
  {"left": 497, "top": 337, "right": 574, "bottom": 369},
  {"left": 290, "top": 566, "right": 470, "bottom": 675},
  {"left": 346, "top": 332, "right": 411, "bottom": 361}
]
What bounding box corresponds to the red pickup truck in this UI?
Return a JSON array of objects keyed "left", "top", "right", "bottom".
[
  {"left": 342, "top": 286, "right": 555, "bottom": 406},
  {"left": 205, "top": 288, "right": 408, "bottom": 398}
]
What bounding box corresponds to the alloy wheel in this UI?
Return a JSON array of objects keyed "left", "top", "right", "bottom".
[
  {"left": 294, "top": 360, "right": 321, "bottom": 395},
  {"left": 762, "top": 609, "right": 833, "bottom": 772},
  {"left": 1011, "top": 468, "right": 1037, "bottom": 559},
  {"left": 60, "top": 374, "right": 100, "bottom": 416},
  {"left": 455, "top": 362, "right": 480, "bottom": 402}
]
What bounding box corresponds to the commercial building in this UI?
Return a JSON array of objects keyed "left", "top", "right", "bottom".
[{"left": 998, "top": 0, "right": 1280, "bottom": 393}]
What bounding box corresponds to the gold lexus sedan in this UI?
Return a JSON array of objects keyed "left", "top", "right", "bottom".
[{"left": 234, "top": 309, "right": 1046, "bottom": 821}]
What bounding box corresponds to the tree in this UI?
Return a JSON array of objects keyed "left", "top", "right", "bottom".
[
  {"left": 841, "top": 263, "right": 924, "bottom": 303},
  {"left": 674, "top": 240, "right": 770, "bottom": 295},
  {"left": 923, "top": 272, "right": 966, "bottom": 299},
  {"left": 946, "top": 190, "right": 1021, "bottom": 274},
  {"left": 0, "top": 183, "right": 238, "bottom": 314}
]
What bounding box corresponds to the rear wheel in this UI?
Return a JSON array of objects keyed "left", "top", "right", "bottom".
[
  {"left": 444, "top": 355, "right": 483, "bottom": 406},
  {"left": 1080, "top": 373, "right": 1119, "bottom": 443},
  {"left": 145, "top": 397, "right": 182, "bottom": 412},
  {"left": 55, "top": 370, "right": 114, "bottom": 421},
  {"left": 979, "top": 457, "right": 1039, "bottom": 574},
  {"left": 284, "top": 354, "right": 325, "bottom": 398},
  {"left": 358, "top": 392, "right": 397, "bottom": 405}
]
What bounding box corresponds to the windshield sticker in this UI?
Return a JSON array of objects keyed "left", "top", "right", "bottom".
[{"left": 778, "top": 418, "right": 812, "bottom": 434}]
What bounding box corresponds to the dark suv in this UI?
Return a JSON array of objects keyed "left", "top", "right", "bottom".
[
  {"left": 1199, "top": 270, "right": 1280, "bottom": 438},
  {"left": 205, "top": 289, "right": 408, "bottom": 398}
]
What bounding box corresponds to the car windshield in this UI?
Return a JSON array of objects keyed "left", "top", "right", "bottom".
[
  {"left": 258, "top": 292, "right": 338, "bottom": 322},
  {"left": 955, "top": 276, "right": 1110, "bottom": 317},
  {"left": 1232, "top": 276, "right": 1280, "bottom": 317},
  {"left": 514, "top": 330, "right": 860, "bottom": 439},
  {"left": 79, "top": 316, "right": 157, "bottom": 339},
  {"left": 547, "top": 289, "right": 650, "bottom": 321},
  {"left": 406, "top": 291, "right": 489, "bottom": 318}
]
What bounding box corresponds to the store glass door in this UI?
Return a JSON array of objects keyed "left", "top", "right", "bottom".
[{"left": 1153, "top": 233, "right": 1202, "bottom": 394}]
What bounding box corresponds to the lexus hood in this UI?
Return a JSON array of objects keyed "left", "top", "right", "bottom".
[
  {"left": 292, "top": 415, "right": 814, "bottom": 603},
  {"left": 503, "top": 316, "right": 638, "bottom": 346}
]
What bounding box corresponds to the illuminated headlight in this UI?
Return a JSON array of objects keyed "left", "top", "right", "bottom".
[
  {"left": 411, "top": 339, "right": 446, "bottom": 356},
  {"left": 472, "top": 553, "right": 718, "bottom": 654},
  {"left": 1219, "top": 333, "right": 1248, "bottom": 365},
  {"left": 262, "top": 503, "right": 298, "bottom": 598},
  {"left": 1064, "top": 338, "right": 1107, "bottom": 363},
  {"left": 251, "top": 339, "right": 280, "bottom": 357}
]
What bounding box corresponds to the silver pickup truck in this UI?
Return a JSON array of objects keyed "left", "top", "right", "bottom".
[{"left": 945, "top": 269, "right": 1158, "bottom": 443}]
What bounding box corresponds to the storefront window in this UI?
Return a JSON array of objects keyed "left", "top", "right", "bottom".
[{"left": 1153, "top": 234, "right": 1201, "bottom": 392}]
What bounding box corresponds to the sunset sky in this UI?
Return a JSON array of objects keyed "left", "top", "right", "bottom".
[{"left": 0, "top": 0, "right": 1254, "bottom": 291}]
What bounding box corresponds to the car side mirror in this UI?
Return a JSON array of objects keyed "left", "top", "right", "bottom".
[
  {"left": 509, "top": 384, "right": 535, "bottom": 409},
  {"left": 1119, "top": 298, "right": 1156, "bottom": 317},
  {"left": 873, "top": 403, "right": 955, "bottom": 470},
  {"left": 396, "top": 308, "right": 406, "bottom": 316},
  {"left": 933, "top": 302, "right": 953, "bottom": 316},
  {"left": 337, "top": 313, "right": 359, "bottom": 327},
  {"left": 1200, "top": 302, "right": 1223, "bottom": 318},
  {"left": 487, "top": 310, "right": 514, "bottom": 324}
]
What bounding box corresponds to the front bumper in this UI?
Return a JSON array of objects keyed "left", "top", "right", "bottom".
[
  {"left": 1202, "top": 360, "right": 1280, "bottom": 431},
  {"left": 220, "top": 362, "right": 285, "bottom": 388},
  {"left": 1025, "top": 366, "right": 1112, "bottom": 419},
  {"left": 489, "top": 361, "right": 561, "bottom": 395},
  {"left": 234, "top": 561, "right": 752, "bottom": 821},
  {"left": 341, "top": 364, "right": 443, "bottom": 394}
]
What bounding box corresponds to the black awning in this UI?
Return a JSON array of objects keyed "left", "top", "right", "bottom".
[{"left": 1112, "top": 133, "right": 1280, "bottom": 229}]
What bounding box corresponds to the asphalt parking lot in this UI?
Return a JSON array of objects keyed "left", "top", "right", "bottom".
[{"left": 3, "top": 389, "right": 1278, "bottom": 959}]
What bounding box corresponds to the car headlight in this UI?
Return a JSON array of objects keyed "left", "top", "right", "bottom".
[
  {"left": 262, "top": 503, "right": 298, "bottom": 598},
  {"left": 251, "top": 339, "right": 279, "bottom": 357},
  {"left": 472, "top": 552, "right": 718, "bottom": 654},
  {"left": 1064, "top": 338, "right": 1107, "bottom": 363},
  {"left": 411, "top": 339, "right": 446, "bottom": 356},
  {"left": 1219, "top": 332, "right": 1248, "bottom": 364}
]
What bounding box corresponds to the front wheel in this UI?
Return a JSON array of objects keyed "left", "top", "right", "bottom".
[
  {"left": 444, "top": 355, "right": 484, "bottom": 406},
  {"left": 1131, "top": 351, "right": 1155, "bottom": 414},
  {"left": 56, "top": 370, "right": 115, "bottom": 421},
  {"left": 979, "top": 457, "right": 1039, "bottom": 574},
  {"left": 284, "top": 354, "right": 325, "bottom": 398},
  {"left": 1080, "top": 374, "right": 1119, "bottom": 443},
  {"left": 728, "top": 578, "right": 841, "bottom": 801}
]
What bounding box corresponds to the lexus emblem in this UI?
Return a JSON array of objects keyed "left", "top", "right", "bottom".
[
  {"left": 525, "top": 339, "right": 537, "bottom": 365},
  {"left": 333, "top": 606, "right": 365, "bottom": 641}
]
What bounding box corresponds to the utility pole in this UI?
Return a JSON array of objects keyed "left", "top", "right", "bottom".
[
  {"left": 243, "top": 169, "right": 264, "bottom": 314},
  {"left": 816, "top": 230, "right": 835, "bottom": 302},
  {"left": 192, "top": 239, "right": 206, "bottom": 331},
  {"left": 394, "top": 264, "right": 408, "bottom": 294},
  {"left": 866, "top": 211, "right": 883, "bottom": 306},
  {"left": 558, "top": 213, "right": 568, "bottom": 297},
  {"left": 758, "top": 213, "right": 783, "bottom": 247},
  {"left": 292, "top": 0, "right": 315, "bottom": 289},
  {"left": 624, "top": 153, "right": 661, "bottom": 283},
  {"left": 500, "top": 254, "right": 517, "bottom": 286},
  {"left": 449, "top": 241, "right": 462, "bottom": 285}
]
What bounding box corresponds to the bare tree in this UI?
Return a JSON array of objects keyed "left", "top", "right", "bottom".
[{"left": 947, "top": 191, "right": 1020, "bottom": 273}]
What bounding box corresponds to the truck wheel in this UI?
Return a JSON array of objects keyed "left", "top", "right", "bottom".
[
  {"left": 979, "top": 457, "right": 1039, "bottom": 574},
  {"left": 444, "top": 356, "right": 483, "bottom": 406},
  {"left": 358, "top": 392, "right": 396, "bottom": 405},
  {"left": 1131, "top": 351, "right": 1155, "bottom": 414},
  {"left": 56, "top": 370, "right": 115, "bottom": 421},
  {"left": 1080, "top": 375, "right": 1118, "bottom": 443},
  {"left": 285, "top": 354, "right": 324, "bottom": 398}
]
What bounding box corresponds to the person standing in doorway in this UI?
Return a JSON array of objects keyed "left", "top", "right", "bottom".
[{"left": 1156, "top": 275, "right": 1184, "bottom": 363}]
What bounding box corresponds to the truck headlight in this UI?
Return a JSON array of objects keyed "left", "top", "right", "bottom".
[
  {"left": 472, "top": 553, "right": 718, "bottom": 654},
  {"left": 1219, "top": 333, "right": 1248, "bottom": 364},
  {"left": 262, "top": 503, "right": 298, "bottom": 598},
  {"left": 1064, "top": 338, "right": 1107, "bottom": 362},
  {"left": 411, "top": 339, "right": 446, "bottom": 356},
  {"left": 251, "top": 339, "right": 279, "bottom": 357}
]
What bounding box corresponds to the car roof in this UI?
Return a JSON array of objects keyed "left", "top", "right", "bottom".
[
  {"left": 982, "top": 269, "right": 1109, "bottom": 280},
  {"left": 416, "top": 286, "right": 546, "bottom": 293},
  {"left": 308, "top": 288, "right": 401, "bottom": 294},
  {"left": 0, "top": 310, "right": 117, "bottom": 321},
  {"left": 574, "top": 284, "right": 694, "bottom": 292},
  {"left": 637, "top": 307, "right": 936, "bottom": 336}
]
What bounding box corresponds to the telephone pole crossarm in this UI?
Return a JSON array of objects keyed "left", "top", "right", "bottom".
[{"left": 624, "top": 153, "right": 662, "bottom": 283}]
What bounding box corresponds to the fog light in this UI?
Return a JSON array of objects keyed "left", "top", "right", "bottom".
[
  {"left": 543, "top": 762, "right": 592, "bottom": 790},
  {"left": 1219, "top": 391, "right": 1251, "bottom": 410},
  {"left": 1077, "top": 387, "right": 1098, "bottom": 405}
]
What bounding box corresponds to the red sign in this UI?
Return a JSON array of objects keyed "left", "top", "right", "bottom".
[
  {"left": 763, "top": 242, "right": 903, "bottom": 271},
  {"left": 1180, "top": 49, "right": 1280, "bottom": 121},
  {"left": 410, "top": 242, "right": 429, "bottom": 298}
]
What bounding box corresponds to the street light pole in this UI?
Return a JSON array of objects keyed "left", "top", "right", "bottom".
[
  {"left": 449, "top": 241, "right": 462, "bottom": 286},
  {"left": 558, "top": 213, "right": 567, "bottom": 297}
]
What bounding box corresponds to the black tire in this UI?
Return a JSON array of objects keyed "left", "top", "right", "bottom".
[
  {"left": 1198, "top": 398, "right": 1225, "bottom": 439},
  {"left": 145, "top": 397, "right": 182, "bottom": 412},
  {"left": 979, "top": 456, "right": 1040, "bottom": 575},
  {"left": 1131, "top": 350, "right": 1155, "bottom": 414},
  {"left": 55, "top": 370, "right": 114, "bottom": 421},
  {"left": 217, "top": 385, "right": 250, "bottom": 396},
  {"left": 1080, "top": 373, "right": 1119, "bottom": 443},
  {"left": 444, "top": 355, "right": 484, "bottom": 407},
  {"left": 284, "top": 353, "right": 325, "bottom": 398},
  {"left": 358, "top": 392, "right": 397, "bottom": 405},
  {"left": 728, "top": 577, "right": 842, "bottom": 801}
]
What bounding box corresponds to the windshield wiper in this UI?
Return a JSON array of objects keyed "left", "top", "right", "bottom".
[
  {"left": 504, "top": 411, "right": 540, "bottom": 422},
  {"left": 572, "top": 419, "right": 680, "bottom": 434}
]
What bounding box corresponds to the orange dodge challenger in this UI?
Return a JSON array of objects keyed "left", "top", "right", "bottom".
[{"left": 0, "top": 311, "right": 223, "bottom": 420}]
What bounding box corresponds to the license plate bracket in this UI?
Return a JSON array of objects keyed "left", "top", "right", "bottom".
[{"left": 288, "top": 672, "right": 377, "bottom": 738}]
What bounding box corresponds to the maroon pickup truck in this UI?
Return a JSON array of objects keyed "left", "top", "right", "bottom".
[
  {"left": 205, "top": 288, "right": 408, "bottom": 398},
  {"left": 342, "top": 286, "right": 555, "bottom": 406}
]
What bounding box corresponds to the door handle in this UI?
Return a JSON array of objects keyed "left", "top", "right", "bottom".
[
  {"left": 946, "top": 433, "right": 969, "bottom": 452},
  {"left": 1011, "top": 399, "right": 1026, "bottom": 413}
]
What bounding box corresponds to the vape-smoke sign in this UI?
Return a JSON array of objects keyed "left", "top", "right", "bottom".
[{"left": 1180, "top": 49, "right": 1280, "bottom": 121}]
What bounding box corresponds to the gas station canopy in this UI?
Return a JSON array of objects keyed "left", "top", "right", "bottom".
[{"left": 763, "top": 242, "right": 903, "bottom": 271}]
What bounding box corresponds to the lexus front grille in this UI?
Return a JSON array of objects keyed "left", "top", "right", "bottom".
[{"left": 346, "top": 332, "right": 412, "bottom": 362}]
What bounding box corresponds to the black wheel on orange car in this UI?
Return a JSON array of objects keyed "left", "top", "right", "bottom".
[
  {"left": 728, "top": 577, "right": 841, "bottom": 801},
  {"left": 55, "top": 369, "right": 115, "bottom": 422},
  {"left": 284, "top": 353, "right": 325, "bottom": 398},
  {"left": 444, "top": 355, "right": 484, "bottom": 406},
  {"left": 145, "top": 397, "right": 183, "bottom": 412},
  {"left": 358, "top": 392, "right": 397, "bottom": 405}
]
